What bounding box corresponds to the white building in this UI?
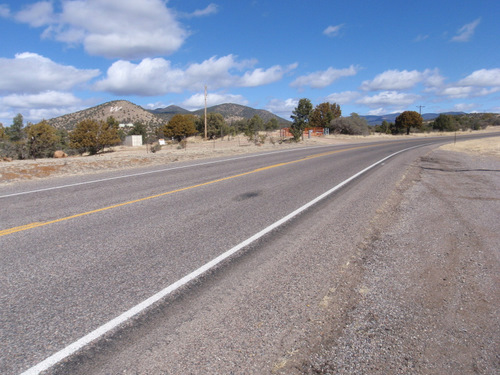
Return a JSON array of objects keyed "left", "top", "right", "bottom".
[{"left": 124, "top": 135, "right": 143, "bottom": 147}]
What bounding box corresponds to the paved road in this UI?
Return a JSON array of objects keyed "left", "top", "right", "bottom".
[{"left": 0, "top": 135, "right": 491, "bottom": 374}]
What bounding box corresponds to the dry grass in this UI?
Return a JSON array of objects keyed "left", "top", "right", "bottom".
[{"left": 440, "top": 136, "right": 500, "bottom": 158}]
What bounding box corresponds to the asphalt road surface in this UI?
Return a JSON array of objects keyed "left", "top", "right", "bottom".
[{"left": 0, "top": 135, "right": 493, "bottom": 374}]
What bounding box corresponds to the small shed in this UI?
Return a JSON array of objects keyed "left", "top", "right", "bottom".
[{"left": 124, "top": 135, "right": 143, "bottom": 147}]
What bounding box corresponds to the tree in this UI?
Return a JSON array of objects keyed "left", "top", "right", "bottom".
[
  {"left": 0, "top": 123, "right": 6, "bottom": 140},
  {"left": 69, "top": 119, "right": 121, "bottom": 155},
  {"left": 290, "top": 98, "right": 312, "bottom": 141},
  {"left": 432, "top": 114, "right": 458, "bottom": 132},
  {"left": 265, "top": 118, "right": 279, "bottom": 131},
  {"left": 26, "top": 120, "right": 59, "bottom": 159},
  {"left": 245, "top": 115, "right": 264, "bottom": 140},
  {"left": 310, "top": 102, "right": 341, "bottom": 128},
  {"left": 7, "top": 114, "right": 24, "bottom": 142},
  {"left": 394, "top": 111, "right": 423, "bottom": 135},
  {"left": 5, "top": 114, "right": 28, "bottom": 159},
  {"left": 196, "top": 113, "right": 226, "bottom": 139},
  {"left": 329, "top": 113, "right": 370, "bottom": 135},
  {"left": 161, "top": 114, "right": 197, "bottom": 142}
]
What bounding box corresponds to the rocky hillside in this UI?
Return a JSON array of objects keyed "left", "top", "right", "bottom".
[
  {"left": 151, "top": 103, "right": 290, "bottom": 125},
  {"left": 48, "top": 101, "right": 290, "bottom": 130},
  {"left": 48, "top": 100, "right": 164, "bottom": 130}
]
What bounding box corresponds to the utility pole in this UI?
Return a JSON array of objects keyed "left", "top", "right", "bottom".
[
  {"left": 204, "top": 85, "right": 207, "bottom": 139},
  {"left": 416, "top": 105, "right": 425, "bottom": 115}
]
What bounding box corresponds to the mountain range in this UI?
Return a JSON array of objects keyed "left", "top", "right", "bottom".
[
  {"left": 47, "top": 100, "right": 290, "bottom": 130},
  {"left": 46, "top": 99, "right": 465, "bottom": 130}
]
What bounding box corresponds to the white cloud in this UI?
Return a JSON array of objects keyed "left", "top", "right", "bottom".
[
  {"left": 240, "top": 63, "right": 298, "bottom": 87},
  {"left": 265, "top": 98, "right": 298, "bottom": 118},
  {"left": 453, "top": 103, "right": 477, "bottom": 112},
  {"left": 357, "top": 91, "right": 420, "bottom": 108},
  {"left": 95, "top": 55, "right": 294, "bottom": 96},
  {"left": 1, "top": 91, "right": 82, "bottom": 108},
  {"left": 361, "top": 69, "right": 443, "bottom": 91},
  {"left": 291, "top": 65, "right": 358, "bottom": 89},
  {"left": 0, "top": 52, "right": 100, "bottom": 94},
  {"left": 15, "top": 1, "right": 54, "bottom": 27},
  {"left": 14, "top": 0, "right": 189, "bottom": 59},
  {"left": 324, "top": 91, "right": 361, "bottom": 104},
  {"left": 451, "top": 18, "right": 481, "bottom": 42},
  {"left": 436, "top": 86, "right": 499, "bottom": 99},
  {"left": 0, "top": 91, "right": 87, "bottom": 123},
  {"left": 182, "top": 3, "right": 219, "bottom": 18},
  {"left": 457, "top": 68, "right": 500, "bottom": 87},
  {"left": 367, "top": 108, "right": 390, "bottom": 116},
  {"left": 323, "top": 24, "right": 344, "bottom": 37},
  {"left": 182, "top": 92, "right": 248, "bottom": 110}
]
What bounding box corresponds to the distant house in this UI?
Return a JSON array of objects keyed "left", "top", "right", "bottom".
[
  {"left": 124, "top": 135, "right": 143, "bottom": 147},
  {"left": 119, "top": 123, "right": 134, "bottom": 128}
]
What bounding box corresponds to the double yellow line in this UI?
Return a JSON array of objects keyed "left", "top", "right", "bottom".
[{"left": 0, "top": 144, "right": 374, "bottom": 237}]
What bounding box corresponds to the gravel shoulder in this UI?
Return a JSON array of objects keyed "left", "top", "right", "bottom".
[{"left": 284, "top": 145, "right": 500, "bottom": 374}]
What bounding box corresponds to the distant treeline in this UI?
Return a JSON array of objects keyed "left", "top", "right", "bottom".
[{"left": 373, "top": 112, "right": 500, "bottom": 134}]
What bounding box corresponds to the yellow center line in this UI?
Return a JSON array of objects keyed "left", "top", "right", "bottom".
[{"left": 0, "top": 144, "right": 375, "bottom": 237}]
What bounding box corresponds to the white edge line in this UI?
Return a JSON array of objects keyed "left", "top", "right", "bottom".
[
  {"left": 20, "top": 144, "right": 424, "bottom": 375},
  {"left": 1, "top": 145, "right": 331, "bottom": 199}
]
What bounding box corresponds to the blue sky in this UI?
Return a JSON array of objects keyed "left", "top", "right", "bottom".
[{"left": 0, "top": 0, "right": 499, "bottom": 126}]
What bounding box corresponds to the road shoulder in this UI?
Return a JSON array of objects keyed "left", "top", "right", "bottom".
[{"left": 290, "top": 149, "right": 500, "bottom": 374}]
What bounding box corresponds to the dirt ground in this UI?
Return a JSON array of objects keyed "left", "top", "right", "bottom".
[{"left": 1, "top": 128, "right": 499, "bottom": 184}]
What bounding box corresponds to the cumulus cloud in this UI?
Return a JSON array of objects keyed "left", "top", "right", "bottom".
[
  {"left": 1, "top": 91, "right": 82, "bottom": 108},
  {"left": 361, "top": 69, "right": 444, "bottom": 91},
  {"left": 13, "top": 0, "right": 190, "bottom": 59},
  {"left": 456, "top": 68, "right": 500, "bottom": 87},
  {"left": 240, "top": 63, "right": 298, "bottom": 87},
  {"left": 356, "top": 91, "right": 420, "bottom": 108},
  {"left": 367, "top": 108, "right": 390, "bottom": 116},
  {"left": 453, "top": 103, "right": 477, "bottom": 112},
  {"left": 182, "top": 92, "right": 248, "bottom": 110},
  {"left": 265, "top": 98, "right": 299, "bottom": 118},
  {"left": 0, "top": 91, "right": 87, "bottom": 123},
  {"left": 15, "top": 1, "right": 54, "bottom": 27},
  {"left": 451, "top": 18, "right": 481, "bottom": 42},
  {"left": 429, "top": 68, "right": 500, "bottom": 99},
  {"left": 323, "top": 24, "right": 344, "bottom": 37},
  {"left": 95, "top": 55, "right": 294, "bottom": 96},
  {"left": 324, "top": 91, "right": 362, "bottom": 105},
  {"left": 291, "top": 65, "right": 358, "bottom": 89},
  {"left": 0, "top": 52, "right": 100, "bottom": 94},
  {"left": 436, "top": 86, "right": 499, "bottom": 99}
]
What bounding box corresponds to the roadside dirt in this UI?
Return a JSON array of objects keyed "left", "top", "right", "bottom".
[
  {"left": 278, "top": 142, "right": 500, "bottom": 374},
  {"left": 2, "top": 129, "right": 498, "bottom": 184}
]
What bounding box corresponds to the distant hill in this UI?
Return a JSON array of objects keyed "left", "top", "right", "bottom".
[
  {"left": 149, "top": 105, "right": 191, "bottom": 116},
  {"left": 48, "top": 100, "right": 163, "bottom": 130},
  {"left": 48, "top": 101, "right": 290, "bottom": 130},
  {"left": 150, "top": 103, "right": 290, "bottom": 125}
]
